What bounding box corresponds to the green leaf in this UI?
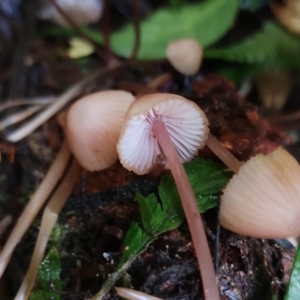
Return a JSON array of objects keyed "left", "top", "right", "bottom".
[
  {"left": 168, "top": 0, "right": 183, "bottom": 10},
  {"left": 29, "top": 247, "right": 61, "bottom": 300},
  {"left": 101, "top": 158, "right": 232, "bottom": 295},
  {"left": 119, "top": 222, "right": 150, "bottom": 266},
  {"left": 205, "top": 21, "right": 300, "bottom": 68},
  {"left": 136, "top": 177, "right": 183, "bottom": 236},
  {"left": 284, "top": 244, "right": 300, "bottom": 300},
  {"left": 185, "top": 157, "right": 233, "bottom": 196},
  {"left": 197, "top": 194, "right": 220, "bottom": 213},
  {"left": 110, "top": 0, "right": 239, "bottom": 59}
]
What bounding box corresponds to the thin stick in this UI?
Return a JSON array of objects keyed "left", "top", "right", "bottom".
[
  {"left": 14, "top": 158, "right": 81, "bottom": 300},
  {"left": 118, "top": 81, "right": 157, "bottom": 97},
  {"left": 0, "top": 141, "right": 70, "bottom": 278},
  {"left": 48, "top": 0, "right": 110, "bottom": 63},
  {"left": 0, "top": 96, "right": 54, "bottom": 113},
  {"left": 130, "top": 0, "right": 141, "bottom": 60},
  {"left": 5, "top": 68, "right": 112, "bottom": 142},
  {"left": 0, "top": 216, "right": 12, "bottom": 237},
  {"left": 147, "top": 73, "right": 171, "bottom": 89},
  {"left": 206, "top": 133, "right": 243, "bottom": 173},
  {"left": 0, "top": 105, "right": 43, "bottom": 131},
  {"left": 153, "top": 120, "right": 220, "bottom": 300}
]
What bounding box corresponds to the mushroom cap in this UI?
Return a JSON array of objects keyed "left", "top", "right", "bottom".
[
  {"left": 220, "top": 148, "right": 300, "bottom": 239},
  {"left": 67, "top": 90, "right": 134, "bottom": 171},
  {"left": 39, "top": 0, "right": 103, "bottom": 26},
  {"left": 166, "top": 38, "right": 202, "bottom": 76},
  {"left": 117, "top": 93, "right": 209, "bottom": 175},
  {"left": 271, "top": 0, "right": 300, "bottom": 35}
]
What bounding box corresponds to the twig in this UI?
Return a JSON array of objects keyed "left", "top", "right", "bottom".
[
  {"left": 130, "top": 0, "right": 141, "bottom": 60},
  {"left": 48, "top": 0, "right": 114, "bottom": 64},
  {"left": 0, "top": 105, "right": 44, "bottom": 131},
  {"left": 0, "top": 141, "right": 70, "bottom": 278},
  {"left": 0, "top": 216, "right": 12, "bottom": 237},
  {"left": 15, "top": 158, "right": 81, "bottom": 300},
  {"left": 5, "top": 66, "right": 121, "bottom": 142},
  {"left": 0, "top": 96, "right": 55, "bottom": 113}
]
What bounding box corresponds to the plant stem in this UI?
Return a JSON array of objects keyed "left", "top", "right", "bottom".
[
  {"left": 14, "top": 158, "right": 81, "bottom": 300},
  {"left": 0, "top": 141, "right": 70, "bottom": 279},
  {"left": 206, "top": 133, "right": 243, "bottom": 173},
  {"left": 152, "top": 120, "right": 220, "bottom": 300}
]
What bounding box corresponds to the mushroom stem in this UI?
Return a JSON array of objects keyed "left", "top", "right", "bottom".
[
  {"left": 152, "top": 120, "right": 220, "bottom": 300},
  {"left": 0, "top": 141, "right": 70, "bottom": 279},
  {"left": 14, "top": 158, "right": 81, "bottom": 300},
  {"left": 115, "top": 287, "right": 163, "bottom": 300},
  {"left": 206, "top": 133, "right": 243, "bottom": 173},
  {"left": 118, "top": 81, "right": 157, "bottom": 97}
]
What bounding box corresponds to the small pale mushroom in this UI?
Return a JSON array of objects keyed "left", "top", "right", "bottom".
[
  {"left": 271, "top": 0, "right": 300, "bottom": 35},
  {"left": 13, "top": 90, "right": 134, "bottom": 299},
  {"left": 166, "top": 38, "right": 202, "bottom": 76},
  {"left": 220, "top": 147, "right": 300, "bottom": 239},
  {"left": 66, "top": 90, "right": 135, "bottom": 171},
  {"left": 39, "top": 0, "right": 104, "bottom": 26},
  {"left": 117, "top": 93, "right": 220, "bottom": 300}
]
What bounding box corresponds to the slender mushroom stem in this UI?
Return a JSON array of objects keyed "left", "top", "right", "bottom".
[
  {"left": 152, "top": 120, "right": 220, "bottom": 300},
  {"left": 115, "top": 287, "right": 163, "bottom": 300},
  {"left": 0, "top": 141, "right": 70, "bottom": 279},
  {"left": 206, "top": 133, "right": 243, "bottom": 173},
  {"left": 15, "top": 158, "right": 81, "bottom": 300}
]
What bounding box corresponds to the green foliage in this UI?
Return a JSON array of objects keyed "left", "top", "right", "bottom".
[
  {"left": 284, "top": 244, "right": 300, "bottom": 300},
  {"left": 110, "top": 0, "right": 239, "bottom": 59},
  {"left": 118, "top": 157, "right": 231, "bottom": 273},
  {"left": 119, "top": 222, "right": 149, "bottom": 266},
  {"left": 168, "top": 0, "right": 183, "bottom": 10},
  {"left": 29, "top": 248, "right": 62, "bottom": 300},
  {"left": 205, "top": 21, "right": 300, "bottom": 68}
]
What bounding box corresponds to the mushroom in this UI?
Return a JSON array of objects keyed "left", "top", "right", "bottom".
[
  {"left": 271, "top": 0, "right": 300, "bottom": 35},
  {"left": 166, "top": 38, "right": 203, "bottom": 76},
  {"left": 2, "top": 90, "right": 134, "bottom": 299},
  {"left": 117, "top": 93, "right": 220, "bottom": 300},
  {"left": 66, "top": 90, "right": 135, "bottom": 171},
  {"left": 38, "top": 0, "right": 103, "bottom": 26},
  {"left": 220, "top": 147, "right": 300, "bottom": 239}
]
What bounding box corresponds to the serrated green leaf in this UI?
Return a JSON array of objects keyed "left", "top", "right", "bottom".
[
  {"left": 284, "top": 244, "right": 300, "bottom": 300},
  {"left": 205, "top": 21, "right": 300, "bottom": 68},
  {"left": 168, "top": 0, "right": 183, "bottom": 10},
  {"left": 185, "top": 157, "right": 233, "bottom": 196},
  {"left": 156, "top": 175, "right": 184, "bottom": 234},
  {"left": 136, "top": 192, "right": 162, "bottom": 232},
  {"left": 110, "top": 0, "right": 239, "bottom": 59},
  {"left": 29, "top": 247, "right": 61, "bottom": 300},
  {"left": 136, "top": 177, "right": 183, "bottom": 236},
  {"left": 197, "top": 194, "right": 219, "bottom": 212},
  {"left": 119, "top": 222, "right": 150, "bottom": 266}
]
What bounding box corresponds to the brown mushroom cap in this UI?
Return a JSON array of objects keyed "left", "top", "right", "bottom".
[
  {"left": 67, "top": 90, "right": 134, "bottom": 171},
  {"left": 220, "top": 148, "right": 300, "bottom": 239},
  {"left": 166, "top": 38, "right": 203, "bottom": 76},
  {"left": 117, "top": 93, "right": 209, "bottom": 175}
]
